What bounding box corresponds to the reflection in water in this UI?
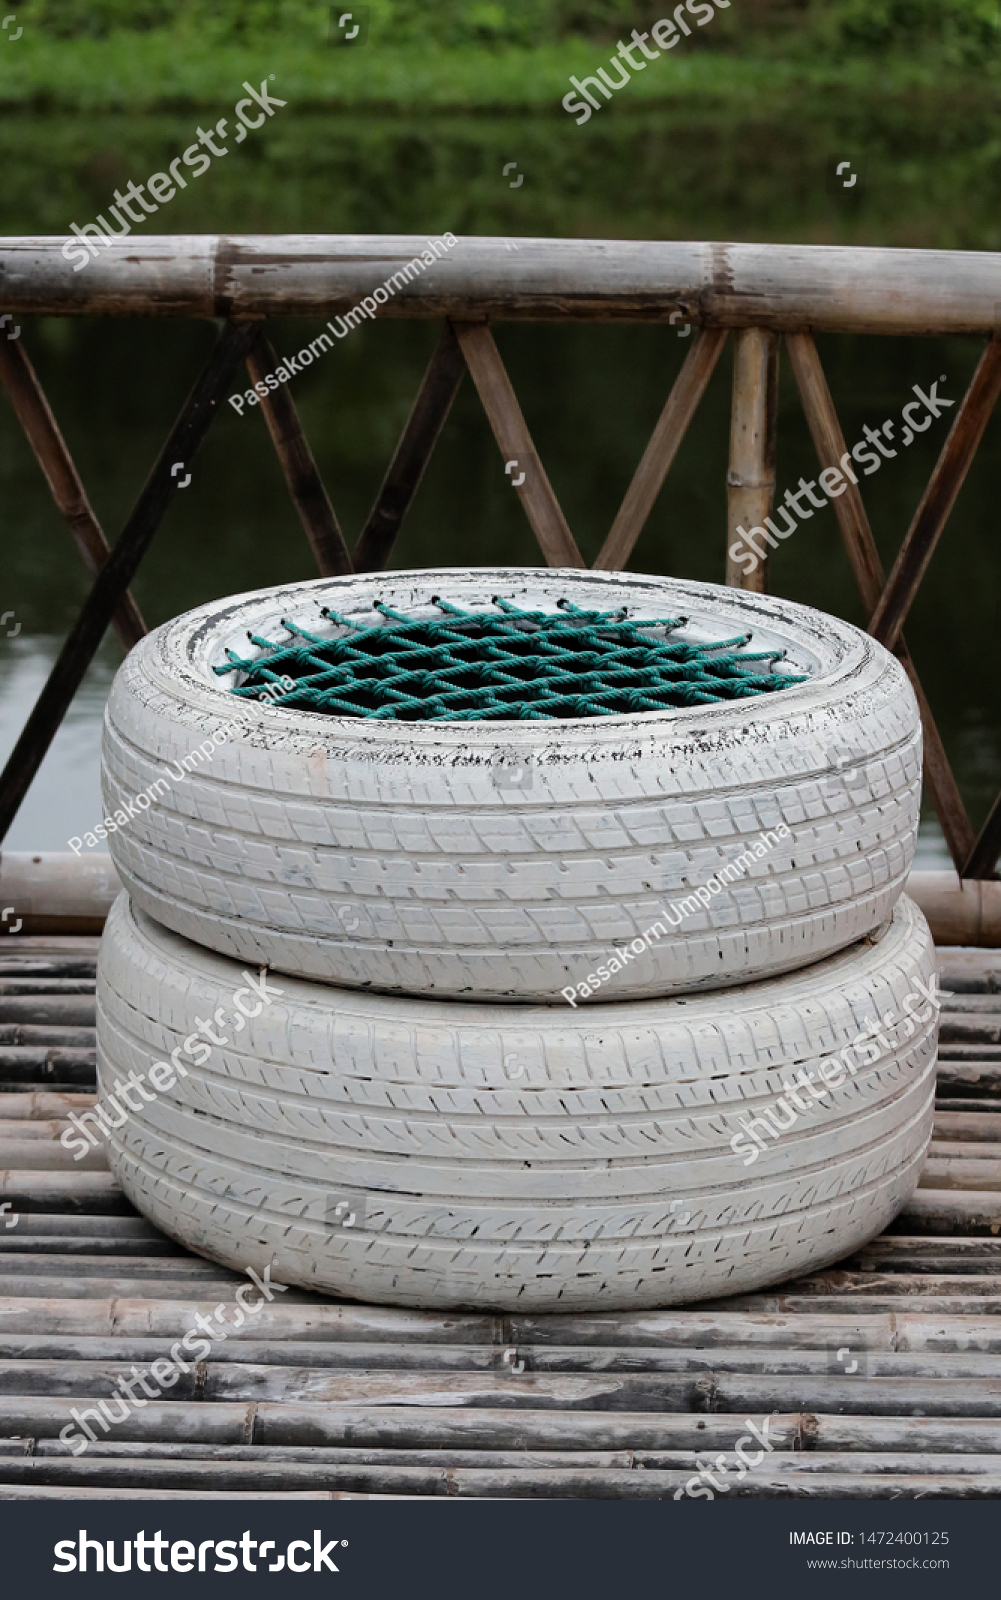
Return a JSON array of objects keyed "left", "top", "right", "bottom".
[{"left": 0, "top": 641, "right": 115, "bottom": 851}]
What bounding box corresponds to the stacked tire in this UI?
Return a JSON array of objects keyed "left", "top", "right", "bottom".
[{"left": 96, "top": 568, "right": 935, "bottom": 1312}]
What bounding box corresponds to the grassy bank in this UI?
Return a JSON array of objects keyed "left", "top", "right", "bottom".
[
  {"left": 0, "top": 38, "right": 971, "bottom": 113},
  {"left": 0, "top": 0, "right": 996, "bottom": 111}
]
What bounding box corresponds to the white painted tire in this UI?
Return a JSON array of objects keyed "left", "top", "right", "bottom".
[
  {"left": 96, "top": 892, "right": 937, "bottom": 1313},
  {"left": 101, "top": 568, "right": 920, "bottom": 1003}
]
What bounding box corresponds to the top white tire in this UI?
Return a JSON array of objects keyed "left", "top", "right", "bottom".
[{"left": 101, "top": 568, "right": 921, "bottom": 1003}]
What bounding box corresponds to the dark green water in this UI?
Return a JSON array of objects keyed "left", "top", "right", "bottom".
[
  {"left": 2, "top": 105, "right": 999, "bottom": 857},
  {"left": 5, "top": 100, "right": 1001, "bottom": 248}
]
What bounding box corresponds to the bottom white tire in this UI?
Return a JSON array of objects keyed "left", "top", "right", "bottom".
[{"left": 96, "top": 893, "right": 938, "bottom": 1313}]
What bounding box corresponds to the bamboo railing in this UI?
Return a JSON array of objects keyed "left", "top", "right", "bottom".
[{"left": 1, "top": 234, "right": 1000, "bottom": 886}]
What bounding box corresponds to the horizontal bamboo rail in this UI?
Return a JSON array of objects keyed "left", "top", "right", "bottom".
[
  {"left": 5, "top": 237, "right": 1001, "bottom": 332},
  {"left": 0, "top": 854, "right": 120, "bottom": 935},
  {"left": 906, "top": 872, "right": 1001, "bottom": 947}
]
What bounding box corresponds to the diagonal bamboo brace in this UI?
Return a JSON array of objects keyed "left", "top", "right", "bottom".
[
  {"left": 0, "top": 337, "right": 145, "bottom": 651},
  {"left": 453, "top": 322, "right": 584, "bottom": 569},
  {"left": 246, "top": 332, "right": 353, "bottom": 578},
  {"left": 785, "top": 330, "right": 976, "bottom": 874},
  {"left": 594, "top": 328, "right": 727, "bottom": 573}
]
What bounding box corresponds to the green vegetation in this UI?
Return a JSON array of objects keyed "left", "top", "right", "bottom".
[
  {"left": 10, "top": 0, "right": 1000, "bottom": 58},
  {"left": 0, "top": 0, "right": 996, "bottom": 109}
]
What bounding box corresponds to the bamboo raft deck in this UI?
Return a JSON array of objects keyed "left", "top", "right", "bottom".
[{"left": 0, "top": 935, "right": 999, "bottom": 1500}]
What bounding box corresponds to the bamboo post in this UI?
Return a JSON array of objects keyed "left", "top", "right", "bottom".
[
  {"left": 0, "top": 338, "right": 145, "bottom": 652},
  {"left": 0, "top": 320, "right": 261, "bottom": 844},
  {"left": 593, "top": 329, "right": 727, "bottom": 573},
  {"left": 725, "top": 328, "right": 779, "bottom": 591}
]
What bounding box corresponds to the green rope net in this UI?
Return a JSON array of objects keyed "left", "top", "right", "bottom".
[{"left": 215, "top": 597, "right": 807, "bottom": 722}]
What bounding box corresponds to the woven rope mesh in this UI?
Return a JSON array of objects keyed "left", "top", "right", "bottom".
[{"left": 215, "top": 597, "right": 807, "bottom": 722}]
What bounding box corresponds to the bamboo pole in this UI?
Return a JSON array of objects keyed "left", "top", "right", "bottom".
[
  {"left": 0, "top": 1399, "right": 795, "bottom": 1451},
  {"left": 1, "top": 1458, "right": 997, "bottom": 1498},
  {"left": 245, "top": 333, "right": 353, "bottom": 578},
  {"left": 899, "top": 1190, "right": 1001, "bottom": 1233},
  {"left": 0, "top": 980, "right": 94, "bottom": 996},
  {"left": 6, "top": 238, "right": 1001, "bottom": 335},
  {"left": 923, "top": 1154, "right": 1001, "bottom": 1190},
  {"left": 869, "top": 339, "right": 1001, "bottom": 652},
  {"left": 939, "top": 1016, "right": 1001, "bottom": 1046},
  {"left": 0, "top": 1220, "right": 168, "bottom": 1251},
  {"left": 0, "top": 1255, "right": 231, "bottom": 1279},
  {"left": 0, "top": 1238, "right": 185, "bottom": 1259},
  {"left": 0, "top": 1095, "right": 97, "bottom": 1121},
  {"left": 10, "top": 1336, "right": 1001, "bottom": 1382},
  {"left": 722, "top": 1270, "right": 1001, "bottom": 1299},
  {"left": 8, "top": 1298, "right": 1001, "bottom": 1352},
  {"left": 934, "top": 1064, "right": 1001, "bottom": 1093},
  {"left": 3, "top": 1339, "right": 1001, "bottom": 1379},
  {"left": 5, "top": 1398, "right": 1001, "bottom": 1454},
  {"left": 453, "top": 322, "right": 584, "bottom": 569},
  {"left": 0, "top": 1482, "right": 354, "bottom": 1499},
  {"left": 593, "top": 329, "right": 727, "bottom": 572},
  {"left": 0, "top": 1054, "right": 97, "bottom": 1089},
  {"left": 31, "top": 1440, "right": 636, "bottom": 1468},
  {"left": 0, "top": 998, "right": 94, "bottom": 1028},
  {"left": 0, "top": 1173, "right": 129, "bottom": 1211},
  {"left": 0, "top": 850, "right": 119, "bottom": 936},
  {"left": 353, "top": 323, "right": 466, "bottom": 573},
  {"left": 33, "top": 1440, "right": 1000, "bottom": 1475},
  {"left": 931, "top": 1113, "right": 1001, "bottom": 1142},
  {"left": 0, "top": 1139, "right": 106, "bottom": 1171},
  {"left": 0, "top": 942, "right": 100, "bottom": 979},
  {"left": 965, "top": 795, "right": 1001, "bottom": 881},
  {"left": 725, "top": 329, "right": 779, "bottom": 592},
  {"left": 701, "top": 1289, "right": 1001, "bottom": 1316},
  {"left": 784, "top": 332, "right": 977, "bottom": 872}
]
